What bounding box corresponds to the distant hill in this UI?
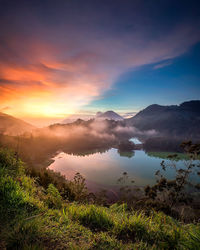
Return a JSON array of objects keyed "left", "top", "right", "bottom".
[
  {"left": 95, "top": 111, "right": 123, "bottom": 120},
  {"left": 125, "top": 100, "right": 200, "bottom": 138},
  {"left": 0, "top": 112, "right": 36, "bottom": 136},
  {"left": 62, "top": 111, "right": 123, "bottom": 124},
  {"left": 62, "top": 114, "right": 94, "bottom": 124}
]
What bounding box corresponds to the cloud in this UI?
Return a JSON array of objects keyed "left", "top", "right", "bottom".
[
  {"left": 33, "top": 119, "right": 117, "bottom": 142},
  {"left": 122, "top": 112, "right": 137, "bottom": 118},
  {"left": 0, "top": 0, "right": 199, "bottom": 123},
  {"left": 114, "top": 126, "right": 158, "bottom": 136},
  {"left": 153, "top": 60, "right": 173, "bottom": 69},
  {"left": 32, "top": 119, "right": 157, "bottom": 143}
]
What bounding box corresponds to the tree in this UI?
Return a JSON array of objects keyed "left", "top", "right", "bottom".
[{"left": 145, "top": 141, "right": 200, "bottom": 216}]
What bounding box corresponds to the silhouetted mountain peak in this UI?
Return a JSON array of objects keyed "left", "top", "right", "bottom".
[
  {"left": 140, "top": 104, "right": 165, "bottom": 113},
  {"left": 125, "top": 100, "right": 200, "bottom": 138},
  {"left": 179, "top": 100, "right": 200, "bottom": 112},
  {"left": 96, "top": 110, "right": 123, "bottom": 120}
]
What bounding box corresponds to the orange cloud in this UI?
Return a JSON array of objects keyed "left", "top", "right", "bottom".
[
  {"left": 0, "top": 52, "right": 111, "bottom": 124},
  {"left": 0, "top": 14, "right": 199, "bottom": 127}
]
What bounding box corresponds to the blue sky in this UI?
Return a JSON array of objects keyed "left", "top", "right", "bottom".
[
  {"left": 86, "top": 42, "right": 200, "bottom": 115},
  {"left": 0, "top": 0, "right": 199, "bottom": 125}
]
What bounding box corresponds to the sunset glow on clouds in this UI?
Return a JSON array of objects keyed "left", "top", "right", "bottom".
[{"left": 0, "top": 0, "right": 200, "bottom": 126}]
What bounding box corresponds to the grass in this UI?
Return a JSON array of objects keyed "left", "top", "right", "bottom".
[
  {"left": 0, "top": 148, "right": 200, "bottom": 249},
  {"left": 4, "top": 203, "right": 199, "bottom": 249},
  {"left": 67, "top": 204, "right": 114, "bottom": 231},
  {"left": 147, "top": 151, "right": 190, "bottom": 160},
  {"left": 147, "top": 151, "right": 200, "bottom": 160}
]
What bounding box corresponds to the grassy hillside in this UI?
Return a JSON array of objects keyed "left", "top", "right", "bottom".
[
  {"left": 0, "top": 112, "right": 35, "bottom": 136},
  {"left": 0, "top": 148, "right": 200, "bottom": 249}
]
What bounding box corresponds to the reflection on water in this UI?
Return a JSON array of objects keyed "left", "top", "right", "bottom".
[
  {"left": 130, "top": 138, "right": 142, "bottom": 144},
  {"left": 118, "top": 150, "right": 135, "bottom": 158},
  {"left": 48, "top": 148, "right": 187, "bottom": 191}
]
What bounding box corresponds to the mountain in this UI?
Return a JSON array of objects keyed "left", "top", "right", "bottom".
[
  {"left": 125, "top": 100, "right": 200, "bottom": 138},
  {"left": 0, "top": 112, "right": 36, "bottom": 136},
  {"left": 95, "top": 111, "right": 123, "bottom": 120},
  {"left": 62, "top": 111, "right": 123, "bottom": 124},
  {"left": 62, "top": 114, "right": 94, "bottom": 124}
]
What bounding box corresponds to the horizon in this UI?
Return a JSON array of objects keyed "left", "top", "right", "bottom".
[
  {"left": 1, "top": 99, "right": 200, "bottom": 127},
  {"left": 0, "top": 0, "right": 200, "bottom": 126},
  {"left": 1, "top": 1, "right": 200, "bottom": 243}
]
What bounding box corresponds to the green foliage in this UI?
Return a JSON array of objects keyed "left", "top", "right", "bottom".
[
  {"left": 64, "top": 203, "right": 200, "bottom": 249},
  {"left": 0, "top": 175, "right": 40, "bottom": 222},
  {"left": 0, "top": 148, "right": 24, "bottom": 177},
  {"left": 0, "top": 147, "right": 200, "bottom": 249},
  {"left": 113, "top": 212, "right": 150, "bottom": 242},
  {"left": 91, "top": 232, "right": 124, "bottom": 249},
  {"left": 28, "top": 167, "right": 74, "bottom": 197},
  {"left": 67, "top": 204, "right": 114, "bottom": 231},
  {"left": 145, "top": 141, "right": 200, "bottom": 218},
  {"left": 69, "top": 172, "right": 88, "bottom": 201},
  {"left": 0, "top": 148, "right": 44, "bottom": 221},
  {"left": 147, "top": 151, "right": 191, "bottom": 160},
  {"left": 110, "top": 203, "right": 128, "bottom": 213},
  {"left": 46, "top": 184, "right": 62, "bottom": 209},
  {"left": 0, "top": 176, "right": 28, "bottom": 217},
  {"left": 182, "top": 227, "right": 200, "bottom": 249},
  {"left": 2, "top": 218, "right": 44, "bottom": 250}
]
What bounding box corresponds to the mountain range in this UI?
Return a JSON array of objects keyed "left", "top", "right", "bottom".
[
  {"left": 125, "top": 100, "right": 200, "bottom": 138},
  {"left": 1, "top": 100, "right": 200, "bottom": 139},
  {"left": 62, "top": 110, "right": 123, "bottom": 124},
  {"left": 62, "top": 114, "right": 93, "bottom": 124}
]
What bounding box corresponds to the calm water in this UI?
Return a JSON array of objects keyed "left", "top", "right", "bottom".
[{"left": 48, "top": 146, "right": 192, "bottom": 191}]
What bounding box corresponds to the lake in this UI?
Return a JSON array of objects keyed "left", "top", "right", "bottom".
[{"left": 48, "top": 139, "right": 196, "bottom": 192}]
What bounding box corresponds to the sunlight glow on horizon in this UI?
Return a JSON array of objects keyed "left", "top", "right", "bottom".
[{"left": 0, "top": 0, "right": 199, "bottom": 126}]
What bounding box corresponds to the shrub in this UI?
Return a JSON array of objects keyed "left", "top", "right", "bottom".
[
  {"left": 28, "top": 167, "right": 75, "bottom": 201},
  {"left": 69, "top": 172, "right": 88, "bottom": 201},
  {"left": 0, "top": 176, "right": 37, "bottom": 219},
  {"left": 46, "top": 184, "right": 62, "bottom": 209},
  {"left": 0, "top": 148, "right": 24, "bottom": 177},
  {"left": 145, "top": 141, "right": 200, "bottom": 218}
]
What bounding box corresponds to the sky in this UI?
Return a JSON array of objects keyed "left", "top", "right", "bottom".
[{"left": 0, "top": 0, "right": 200, "bottom": 126}]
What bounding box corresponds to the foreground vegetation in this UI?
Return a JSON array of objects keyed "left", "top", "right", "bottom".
[{"left": 0, "top": 148, "right": 200, "bottom": 249}]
